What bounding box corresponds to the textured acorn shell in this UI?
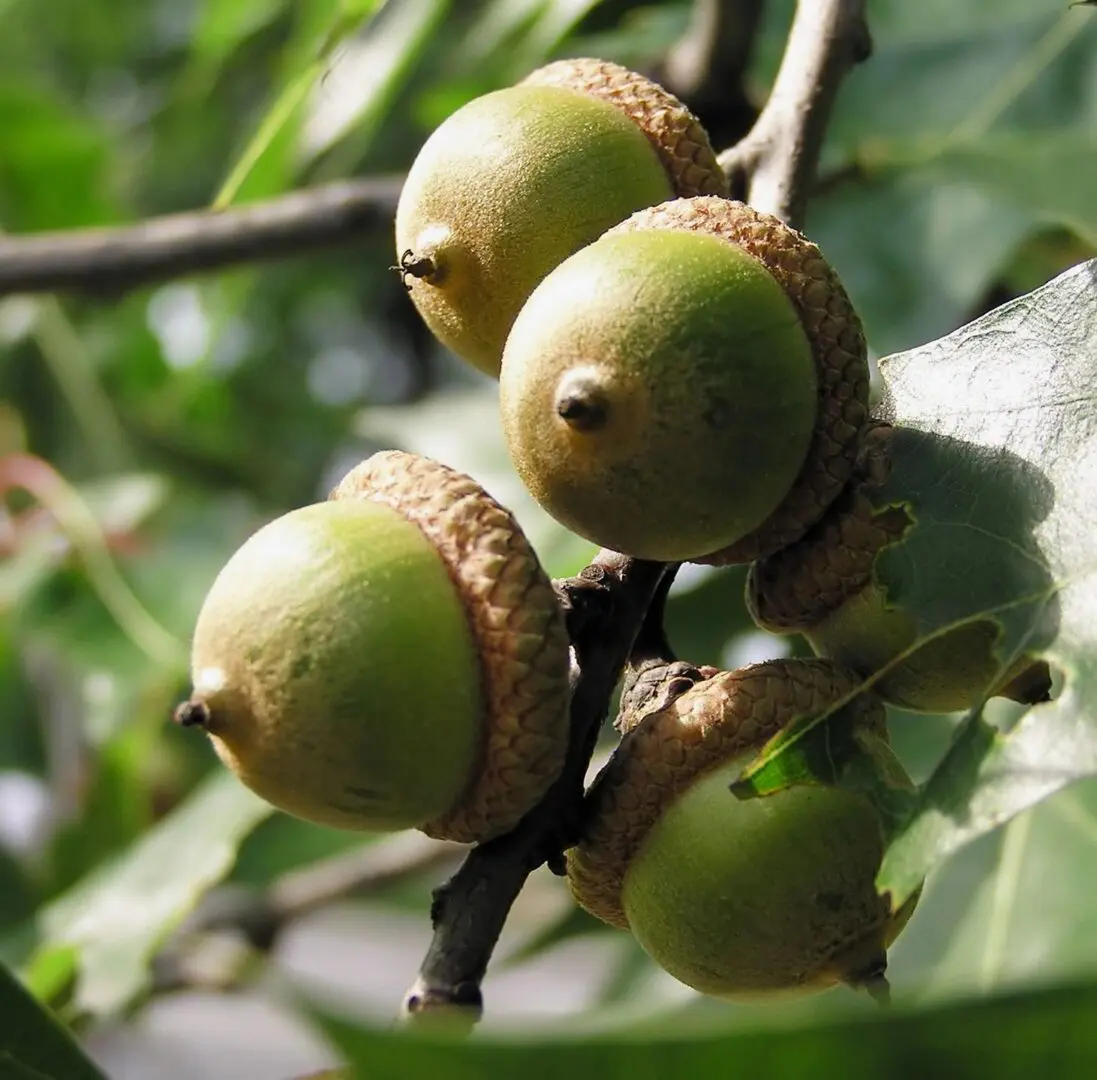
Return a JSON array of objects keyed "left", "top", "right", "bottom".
[
  {"left": 331, "top": 451, "right": 571, "bottom": 842},
  {"left": 522, "top": 57, "right": 728, "bottom": 199},
  {"left": 609, "top": 197, "right": 870, "bottom": 563},
  {"left": 568, "top": 658, "right": 886, "bottom": 929}
]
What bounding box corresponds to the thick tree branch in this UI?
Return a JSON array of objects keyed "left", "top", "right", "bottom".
[
  {"left": 0, "top": 177, "right": 401, "bottom": 298},
  {"left": 719, "top": 0, "right": 871, "bottom": 228},
  {"left": 401, "top": 552, "right": 668, "bottom": 1026}
]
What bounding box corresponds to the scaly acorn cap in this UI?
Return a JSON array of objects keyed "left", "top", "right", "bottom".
[
  {"left": 331, "top": 451, "right": 571, "bottom": 842},
  {"left": 568, "top": 658, "right": 886, "bottom": 929},
  {"left": 747, "top": 424, "right": 909, "bottom": 631},
  {"left": 608, "top": 196, "right": 870, "bottom": 563},
  {"left": 521, "top": 57, "right": 728, "bottom": 199},
  {"left": 745, "top": 428, "right": 1052, "bottom": 713}
]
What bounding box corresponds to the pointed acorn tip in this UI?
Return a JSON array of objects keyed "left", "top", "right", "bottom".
[
  {"left": 173, "top": 698, "right": 211, "bottom": 729},
  {"left": 850, "top": 958, "right": 891, "bottom": 1007}
]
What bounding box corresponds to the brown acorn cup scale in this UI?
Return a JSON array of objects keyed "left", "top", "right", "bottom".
[
  {"left": 747, "top": 425, "right": 1053, "bottom": 714},
  {"left": 394, "top": 57, "right": 728, "bottom": 378},
  {"left": 175, "top": 451, "right": 571, "bottom": 844},
  {"left": 568, "top": 658, "right": 919, "bottom": 999},
  {"left": 500, "top": 196, "right": 870, "bottom": 563}
]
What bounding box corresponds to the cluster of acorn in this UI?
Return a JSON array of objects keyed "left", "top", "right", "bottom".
[{"left": 176, "top": 60, "right": 1048, "bottom": 1003}]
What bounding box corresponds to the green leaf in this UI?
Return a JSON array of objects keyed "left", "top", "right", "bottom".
[
  {"left": 855, "top": 135, "right": 1097, "bottom": 248},
  {"left": 831, "top": 5, "right": 1097, "bottom": 148},
  {"left": 735, "top": 259, "right": 1097, "bottom": 910},
  {"left": 0, "top": 81, "right": 117, "bottom": 230},
  {"left": 868, "top": 259, "right": 1097, "bottom": 902},
  {"left": 906, "top": 779, "right": 1097, "bottom": 998},
  {"left": 0, "top": 962, "right": 106, "bottom": 1080},
  {"left": 188, "top": 0, "right": 291, "bottom": 75},
  {"left": 814, "top": 2, "right": 1097, "bottom": 355},
  {"left": 314, "top": 976, "right": 1097, "bottom": 1079},
  {"left": 812, "top": 165, "right": 1037, "bottom": 355},
  {"left": 300, "top": 0, "right": 449, "bottom": 170},
  {"left": 0, "top": 1057, "right": 57, "bottom": 1080},
  {"left": 24, "top": 772, "right": 271, "bottom": 1018},
  {"left": 212, "top": 0, "right": 388, "bottom": 206}
]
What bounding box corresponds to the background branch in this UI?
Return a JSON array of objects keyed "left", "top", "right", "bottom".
[
  {"left": 152, "top": 832, "right": 462, "bottom": 993},
  {"left": 0, "top": 177, "right": 401, "bottom": 298},
  {"left": 718, "top": 0, "right": 871, "bottom": 227},
  {"left": 658, "top": 0, "right": 766, "bottom": 148}
]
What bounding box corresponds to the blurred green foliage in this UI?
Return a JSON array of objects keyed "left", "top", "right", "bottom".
[{"left": 1, "top": 0, "right": 1096, "bottom": 1077}]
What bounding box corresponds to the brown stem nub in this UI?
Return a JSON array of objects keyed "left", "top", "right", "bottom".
[
  {"left": 172, "top": 699, "right": 210, "bottom": 728},
  {"left": 556, "top": 385, "right": 609, "bottom": 432},
  {"left": 392, "top": 249, "right": 439, "bottom": 291}
]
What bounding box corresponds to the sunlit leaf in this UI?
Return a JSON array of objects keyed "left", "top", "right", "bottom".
[
  {"left": 871, "top": 259, "right": 1097, "bottom": 901},
  {"left": 737, "top": 259, "right": 1097, "bottom": 906},
  {"left": 213, "top": 0, "right": 388, "bottom": 207}
]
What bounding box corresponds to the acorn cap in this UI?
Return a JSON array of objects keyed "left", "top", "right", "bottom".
[
  {"left": 567, "top": 657, "right": 885, "bottom": 929},
  {"left": 747, "top": 425, "right": 910, "bottom": 631},
  {"left": 332, "top": 450, "right": 570, "bottom": 843},
  {"left": 522, "top": 58, "right": 729, "bottom": 198},
  {"left": 746, "top": 427, "right": 1052, "bottom": 713},
  {"left": 608, "top": 197, "right": 869, "bottom": 563}
]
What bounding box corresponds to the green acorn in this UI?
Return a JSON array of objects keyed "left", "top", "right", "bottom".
[
  {"left": 500, "top": 196, "right": 869, "bottom": 562},
  {"left": 568, "top": 658, "right": 918, "bottom": 998},
  {"left": 395, "top": 57, "right": 727, "bottom": 377},
  {"left": 176, "top": 451, "right": 571, "bottom": 843}
]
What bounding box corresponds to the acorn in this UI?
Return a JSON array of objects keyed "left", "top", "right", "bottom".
[
  {"left": 499, "top": 196, "right": 869, "bottom": 562},
  {"left": 746, "top": 425, "right": 1052, "bottom": 713},
  {"left": 568, "top": 658, "right": 918, "bottom": 998},
  {"left": 175, "top": 451, "right": 571, "bottom": 844},
  {"left": 394, "top": 57, "right": 728, "bottom": 377}
]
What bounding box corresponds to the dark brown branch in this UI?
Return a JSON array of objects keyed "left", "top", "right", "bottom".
[
  {"left": 719, "top": 0, "right": 871, "bottom": 228},
  {"left": 616, "top": 564, "right": 715, "bottom": 733},
  {"left": 401, "top": 551, "right": 668, "bottom": 1027},
  {"left": 0, "top": 176, "right": 402, "bottom": 298}
]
